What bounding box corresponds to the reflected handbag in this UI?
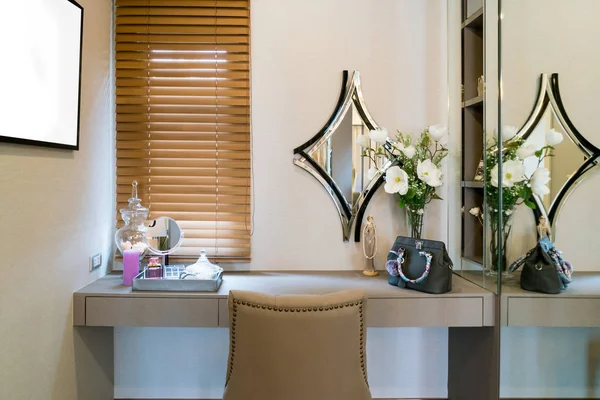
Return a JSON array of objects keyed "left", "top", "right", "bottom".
[
  {"left": 385, "top": 236, "right": 453, "bottom": 294},
  {"left": 509, "top": 238, "right": 573, "bottom": 294}
]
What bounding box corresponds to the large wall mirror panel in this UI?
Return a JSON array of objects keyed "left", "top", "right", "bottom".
[{"left": 498, "top": 1, "right": 600, "bottom": 399}]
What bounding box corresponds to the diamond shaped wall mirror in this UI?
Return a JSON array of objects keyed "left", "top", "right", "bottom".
[
  {"left": 293, "top": 71, "right": 390, "bottom": 242},
  {"left": 516, "top": 73, "right": 600, "bottom": 233}
]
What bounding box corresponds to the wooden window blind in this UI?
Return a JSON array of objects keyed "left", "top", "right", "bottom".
[{"left": 115, "top": 0, "right": 252, "bottom": 261}]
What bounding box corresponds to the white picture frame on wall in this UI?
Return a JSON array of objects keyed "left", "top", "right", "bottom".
[{"left": 0, "top": 0, "right": 84, "bottom": 150}]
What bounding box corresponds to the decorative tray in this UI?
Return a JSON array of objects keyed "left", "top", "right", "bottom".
[{"left": 132, "top": 264, "right": 223, "bottom": 292}]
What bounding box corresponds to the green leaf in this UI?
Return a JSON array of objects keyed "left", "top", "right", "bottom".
[
  {"left": 524, "top": 200, "right": 537, "bottom": 209},
  {"left": 432, "top": 192, "right": 443, "bottom": 201},
  {"left": 535, "top": 150, "right": 543, "bottom": 158},
  {"left": 405, "top": 188, "right": 416, "bottom": 199},
  {"left": 398, "top": 198, "right": 406, "bottom": 208}
]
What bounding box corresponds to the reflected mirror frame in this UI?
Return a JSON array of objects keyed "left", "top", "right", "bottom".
[
  {"left": 514, "top": 73, "right": 600, "bottom": 232},
  {"left": 293, "top": 70, "right": 391, "bottom": 242}
]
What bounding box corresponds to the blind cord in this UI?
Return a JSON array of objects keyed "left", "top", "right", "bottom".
[
  {"left": 214, "top": 0, "right": 219, "bottom": 258},
  {"left": 245, "top": 0, "right": 255, "bottom": 237},
  {"left": 146, "top": 0, "right": 151, "bottom": 216}
]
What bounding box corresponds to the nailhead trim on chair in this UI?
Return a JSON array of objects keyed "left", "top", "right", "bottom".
[{"left": 225, "top": 298, "right": 368, "bottom": 387}]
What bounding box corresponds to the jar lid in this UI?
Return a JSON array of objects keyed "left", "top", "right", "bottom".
[{"left": 119, "top": 180, "right": 148, "bottom": 215}]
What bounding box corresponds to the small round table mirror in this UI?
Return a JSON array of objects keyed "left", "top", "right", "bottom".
[{"left": 146, "top": 216, "right": 184, "bottom": 256}]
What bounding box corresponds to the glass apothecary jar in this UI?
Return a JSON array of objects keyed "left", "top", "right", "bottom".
[{"left": 115, "top": 180, "right": 149, "bottom": 259}]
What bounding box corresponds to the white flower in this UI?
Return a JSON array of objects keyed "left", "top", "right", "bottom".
[
  {"left": 530, "top": 167, "right": 551, "bottom": 197},
  {"left": 356, "top": 134, "right": 370, "bottom": 148},
  {"left": 490, "top": 160, "right": 525, "bottom": 187},
  {"left": 369, "top": 127, "right": 389, "bottom": 144},
  {"left": 505, "top": 209, "right": 513, "bottom": 216},
  {"left": 402, "top": 145, "right": 416, "bottom": 159},
  {"left": 384, "top": 166, "right": 409, "bottom": 195},
  {"left": 502, "top": 125, "right": 518, "bottom": 142},
  {"left": 469, "top": 207, "right": 481, "bottom": 217},
  {"left": 367, "top": 167, "right": 378, "bottom": 181},
  {"left": 428, "top": 125, "right": 447, "bottom": 141},
  {"left": 516, "top": 143, "right": 539, "bottom": 159},
  {"left": 417, "top": 159, "right": 443, "bottom": 187},
  {"left": 546, "top": 129, "right": 564, "bottom": 146},
  {"left": 392, "top": 142, "right": 404, "bottom": 156},
  {"left": 417, "top": 209, "right": 424, "bottom": 215}
]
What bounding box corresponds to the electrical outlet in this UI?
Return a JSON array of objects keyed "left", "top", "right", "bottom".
[{"left": 90, "top": 253, "right": 102, "bottom": 271}]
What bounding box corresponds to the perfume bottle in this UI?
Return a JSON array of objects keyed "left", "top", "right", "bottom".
[
  {"left": 115, "top": 180, "right": 149, "bottom": 259},
  {"left": 146, "top": 256, "right": 163, "bottom": 279}
]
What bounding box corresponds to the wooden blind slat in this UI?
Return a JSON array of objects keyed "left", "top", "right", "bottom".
[
  {"left": 116, "top": 0, "right": 248, "bottom": 6},
  {"left": 115, "top": 0, "right": 251, "bottom": 261},
  {"left": 116, "top": 8, "right": 249, "bottom": 17},
  {"left": 116, "top": 33, "right": 249, "bottom": 44}
]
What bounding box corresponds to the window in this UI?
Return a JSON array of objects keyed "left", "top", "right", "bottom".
[{"left": 115, "top": 0, "right": 251, "bottom": 261}]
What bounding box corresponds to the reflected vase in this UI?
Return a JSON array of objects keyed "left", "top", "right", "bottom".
[
  {"left": 405, "top": 208, "right": 426, "bottom": 239},
  {"left": 487, "top": 213, "right": 513, "bottom": 276}
]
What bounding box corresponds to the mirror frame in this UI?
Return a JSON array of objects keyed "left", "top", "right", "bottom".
[
  {"left": 293, "top": 70, "right": 390, "bottom": 242},
  {"left": 514, "top": 73, "right": 600, "bottom": 230}
]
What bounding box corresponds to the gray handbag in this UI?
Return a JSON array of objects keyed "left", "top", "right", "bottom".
[{"left": 385, "top": 236, "right": 453, "bottom": 294}]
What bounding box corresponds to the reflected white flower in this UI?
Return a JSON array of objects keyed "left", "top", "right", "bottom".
[
  {"left": 384, "top": 166, "right": 409, "bottom": 195},
  {"left": 417, "top": 159, "right": 443, "bottom": 187},
  {"left": 356, "top": 134, "right": 370, "bottom": 148},
  {"left": 502, "top": 125, "right": 518, "bottom": 142},
  {"left": 417, "top": 209, "right": 424, "bottom": 215},
  {"left": 402, "top": 145, "right": 417, "bottom": 159},
  {"left": 369, "top": 127, "right": 389, "bottom": 144},
  {"left": 516, "top": 143, "right": 539, "bottom": 159},
  {"left": 530, "top": 167, "right": 551, "bottom": 197},
  {"left": 367, "top": 167, "right": 378, "bottom": 181},
  {"left": 428, "top": 125, "right": 447, "bottom": 142},
  {"left": 490, "top": 160, "right": 525, "bottom": 188},
  {"left": 469, "top": 207, "right": 481, "bottom": 216},
  {"left": 546, "top": 129, "right": 564, "bottom": 146}
]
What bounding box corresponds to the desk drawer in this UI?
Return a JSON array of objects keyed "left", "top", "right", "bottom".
[
  {"left": 85, "top": 297, "right": 218, "bottom": 327},
  {"left": 218, "top": 297, "right": 484, "bottom": 328},
  {"left": 507, "top": 297, "right": 600, "bottom": 327},
  {"left": 367, "top": 298, "right": 483, "bottom": 327}
]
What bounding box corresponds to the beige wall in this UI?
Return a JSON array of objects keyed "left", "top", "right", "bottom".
[{"left": 0, "top": 0, "right": 114, "bottom": 398}]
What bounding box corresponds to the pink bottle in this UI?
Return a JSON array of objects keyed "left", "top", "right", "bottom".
[{"left": 123, "top": 249, "right": 141, "bottom": 286}]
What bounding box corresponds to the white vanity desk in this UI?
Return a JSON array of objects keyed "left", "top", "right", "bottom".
[
  {"left": 72, "top": 271, "right": 498, "bottom": 400},
  {"left": 74, "top": 270, "right": 495, "bottom": 328}
]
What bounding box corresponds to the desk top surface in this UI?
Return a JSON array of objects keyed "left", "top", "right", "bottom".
[
  {"left": 75, "top": 270, "right": 495, "bottom": 299},
  {"left": 501, "top": 271, "right": 600, "bottom": 298}
]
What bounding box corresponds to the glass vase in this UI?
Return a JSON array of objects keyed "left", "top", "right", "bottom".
[
  {"left": 405, "top": 207, "right": 426, "bottom": 239},
  {"left": 487, "top": 212, "right": 513, "bottom": 276},
  {"left": 115, "top": 181, "right": 149, "bottom": 259}
]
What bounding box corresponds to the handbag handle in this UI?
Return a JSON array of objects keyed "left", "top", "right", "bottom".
[{"left": 386, "top": 247, "right": 433, "bottom": 284}]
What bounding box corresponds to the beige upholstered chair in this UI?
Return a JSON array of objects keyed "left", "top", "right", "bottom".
[{"left": 222, "top": 289, "right": 372, "bottom": 400}]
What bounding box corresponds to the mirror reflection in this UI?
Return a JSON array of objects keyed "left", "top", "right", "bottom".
[
  {"left": 522, "top": 107, "right": 585, "bottom": 212},
  {"left": 310, "top": 103, "right": 386, "bottom": 208},
  {"left": 146, "top": 216, "right": 184, "bottom": 255}
]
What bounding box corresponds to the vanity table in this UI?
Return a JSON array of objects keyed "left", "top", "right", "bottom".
[{"left": 73, "top": 270, "right": 499, "bottom": 400}]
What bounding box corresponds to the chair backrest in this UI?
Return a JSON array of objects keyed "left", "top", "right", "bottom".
[{"left": 223, "top": 289, "right": 372, "bottom": 400}]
